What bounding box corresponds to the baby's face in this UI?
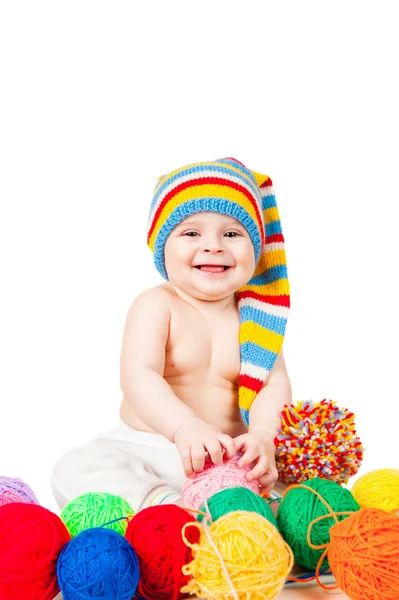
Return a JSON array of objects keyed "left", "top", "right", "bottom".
[{"left": 164, "top": 212, "right": 256, "bottom": 300}]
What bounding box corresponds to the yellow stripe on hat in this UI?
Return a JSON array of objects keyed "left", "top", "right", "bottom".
[
  {"left": 240, "top": 279, "right": 290, "bottom": 296},
  {"left": 251, "top": 170, "right": 271, "bottom": 188},
  {"left": 154, "top": 160, "right": 262, "bottom": 199},
  {"left": 239, "top": 322, "right": 284, "bottom": 353},
  {"left": 148, "top": 183, "right": 260, "bottom": 251},
  {"left": 239, "top": 387, "right": 258, "bottom": 411},
  {"left": 263, "top": 206, "right": 280, "bottom": 225},
  {"left": 253, "top": 249, "right": 287, "bottom": 277}
]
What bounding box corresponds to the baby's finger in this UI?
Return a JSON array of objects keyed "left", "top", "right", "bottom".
[
  {"left": 205, "top": 439, "right": 223, "bottom": 466},
  {"left": 246, "top": 455, "right": 269, "bottom": 481},
  {"left": 233, "top": 434, "right": 247, "bottom": 454},
  {"left": 237, "top": 444, "right": 260, "bottom": 467},
  {"left": 180, "top": 445, "right": 194, "bottom": 478},
  {"left": 218, "top": 434, "right": 236, "bottom": 459},
  {"left": 191, "top": 444, "right": 206, "bottom": 473},
  {"left": 259, "top": 467, "right": 279, "bottom": 491}
]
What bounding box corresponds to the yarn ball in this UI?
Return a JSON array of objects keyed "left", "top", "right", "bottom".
[
  {"left": 0, "top": 475, "right": 39, "bottom": 506},
  {"left": 351, "top": 468, "right": 399, "bottom": 512},
  {"left": 276, "top": 477, "right": 360, "bottom": 571},
  {"left": 124, "top": 504, "right": 200, "bottom": 600},
  {"left": 0, "top": 502, "right": 70, "bottom": 600},
  {"left": 57, "top": 527, "right": 140, "bottom": 600},
  {"left": 181, "top": 510, "right": 294, "bottom": 600},
  {"left": 60, "top": 491, "right": 134, "bottom": 537},
  {"left": 328, "top": 507, "right": 399, "bottom": 600},
  {"left": 275, "top": 399, "right": 364, "bottom": 484},
  {"left": 197, "top": 486, "right": 278, "bottom": 530},
  {"left": 181, "top": 454, "right": 260, "bottom": 511}
]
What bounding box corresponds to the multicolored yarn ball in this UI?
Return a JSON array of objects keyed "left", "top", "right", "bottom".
[
  {"left": 0, "top": 502, "right": 70, "bottom": 600},
  {"left": 124, "top": 504, "right": 199, "bottom": 600},
  {"left": 326, "top": 507, "right": 399, "bottom": 599},
  {"left": 276, "top": 477, "right": 360, "bottom": 571},
  {"left": 198, "top": 486, "right": 278, "bottom": 530},
  {"left": 275, "top": 399, "right": 364, "bottom": 484},
  {"left": 57, "top": 527, "right": 140, "bottom": 600},
  {"left": 350, "top": 468, "right": 399, "bottom": 512},
  {"left": 0, "top": 475, "right": 39, "bottom": 506},
  {"left": 60, "top": 491, "right": 134, "bottom": 537},
  {"left": 181, "top": 510, "right": 294, "bottom": 600},
  {"left": 181, "top": 454, "right": 260, "bottom": 511}
]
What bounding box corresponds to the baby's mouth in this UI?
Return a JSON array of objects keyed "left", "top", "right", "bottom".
[{"left": 194, "top": 265, "right": 231, "bottom": 273}]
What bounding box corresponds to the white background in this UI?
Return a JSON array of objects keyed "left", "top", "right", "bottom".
[{"left": 1, "top": 2, "right": 398, "bottom": 515}]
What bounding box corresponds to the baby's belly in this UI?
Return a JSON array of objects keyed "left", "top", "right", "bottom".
[{"left": 120, "top": 383, "right": 247, "bottom": 439}]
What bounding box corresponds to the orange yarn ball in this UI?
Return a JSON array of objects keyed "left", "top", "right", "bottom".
[{"left": 328, "top": 507, "right": 399, "bottom": 600}]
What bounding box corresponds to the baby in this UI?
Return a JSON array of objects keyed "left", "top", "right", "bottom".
[{"left": 51, "top": 157, "right": 291, "bottom": 513}]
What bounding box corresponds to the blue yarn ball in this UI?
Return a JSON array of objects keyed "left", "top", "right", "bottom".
[{"left": 57, "top": 527, "right": 140, "bottom": 599}]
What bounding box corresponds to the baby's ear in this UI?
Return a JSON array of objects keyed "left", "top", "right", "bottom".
[{"left": 250, "top": 170, "right": 270, "bottom": 188}]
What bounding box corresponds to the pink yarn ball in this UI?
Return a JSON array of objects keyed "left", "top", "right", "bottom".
[
  {"left": 0, "top": 476, "right": 39, "bottom": 507},
  {"left": 181, "top": 455, "right": 260, "bottom": 511}
]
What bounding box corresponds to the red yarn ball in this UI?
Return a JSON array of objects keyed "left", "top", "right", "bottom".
[
  {"left": 125, "top": 504, "right": 200, "bottom": 600},
  {"left": 0, "top": 502, "right": 70, "bottom": 600}
]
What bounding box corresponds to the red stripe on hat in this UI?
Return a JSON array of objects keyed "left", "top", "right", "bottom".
[
  {"left": 148, "top": 176, "right": 264, "bottom": 245},
  {"left": 260, "top": 178, "right": 273, "bottom": 188},
  {"left": 237, "top": 290, "right": 291, "bottom": 308},
  {"left": 239, "top": 373, "right": 264, "bottom": 392},
  {"left": 265, "top": 233, "right": 285, "bottom": 244}
]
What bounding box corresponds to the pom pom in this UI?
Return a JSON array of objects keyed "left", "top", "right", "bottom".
[
  {"left": 181, "top": 511, "right": 293, "bottom": 599},
  {"left": 276, "top": 477, "right": 360, "bottom": 571},
  {"left": 0, "top": 475, "right": 39, "bottom": 506},
  {"left": 0, "top": 502, "right": 70, "bottom": 600},
  {"left": 197, "top": 486, "right": 278, "bottom": 531},
  {"left": 181, "top": 455, "right": 260, "bottom": 511},
  {"left": 124, "top": 504, "right": 199, "bottom": 600},
  {"left": 57, "top": 527, "right": 140, "bottom": 600},
  {"left": 328, "top": 507, "right": 399, "bottom": 600},
  {"left": 275, "top": 399, "right": 364, "bottom": 484},
  {"left": 61, "top": 491, "right": 134, "bottom": 537},
  {"left": 351, "top": 468, "right": 399, "bottom": 512}
]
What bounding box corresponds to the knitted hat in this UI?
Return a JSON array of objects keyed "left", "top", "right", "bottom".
[{"left": 147, "top": 157, "right": 290, "bottom": 425}]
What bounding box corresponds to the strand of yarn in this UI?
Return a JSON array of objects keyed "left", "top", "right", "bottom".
[{"left": 202, "top": 519, "right": 239, "bottom": 600}]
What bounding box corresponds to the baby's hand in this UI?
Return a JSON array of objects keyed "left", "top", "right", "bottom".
[
  {"left": 234, "top": 429, "right": 278, "bottom": 492},
  {"left": 173, "top": 417, "right": 236, "bottom": 477}
]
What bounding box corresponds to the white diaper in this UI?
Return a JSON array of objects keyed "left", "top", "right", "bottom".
[{"left": 51, "top": 419, "right": 185, "bottom": 513}]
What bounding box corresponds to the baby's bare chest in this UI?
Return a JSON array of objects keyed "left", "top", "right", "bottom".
[{"left": 164, "top": 304, "right": 241, "bottom": 386}]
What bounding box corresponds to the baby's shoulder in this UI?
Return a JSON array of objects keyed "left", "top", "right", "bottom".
[{"left": 129, "top": 283, "right": 173, "bottom": 315}]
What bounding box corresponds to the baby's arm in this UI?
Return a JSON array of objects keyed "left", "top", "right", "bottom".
[{"left": 120, "top": 288, "right": 235, "bottom": 475}]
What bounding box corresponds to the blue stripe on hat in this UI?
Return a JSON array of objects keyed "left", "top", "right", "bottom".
[
  {"left": 262, "top": 194, "right": 277, "bottom": 209},
  {"left": 239, "top": 305, "right": 287, "bottom": 336},
  {"left": 240, "top": 342, "right": 277, "bottom": 370},
  {"left": 247, "top": 264, "right": 288, "bottom": 286},
  {"left": 240, "top": 408, "right": 250, "bottom": 426},
  {"left": 153, "top": 198, "right": 262, "bottom": 280},
  {"left": 266, "top": 220, "right": 283, "bottom": 237}
]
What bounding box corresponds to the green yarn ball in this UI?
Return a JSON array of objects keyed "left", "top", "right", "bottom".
[
  {"left": 276, "top": 478, "right": 360, "bottom": 571},
  {"left": 198, "top": 487, "right": 278, "bottom": 530},
  {"left": 60, "top": 491, "right": 134, "bottom": 538}
]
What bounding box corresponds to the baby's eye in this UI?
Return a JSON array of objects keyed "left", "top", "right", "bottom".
[
  {"left": 183, "top": 231, "right": 239, "bottom": 237},
  {"left": 225, "top": 231, "right": 239, "bottom": 237}
]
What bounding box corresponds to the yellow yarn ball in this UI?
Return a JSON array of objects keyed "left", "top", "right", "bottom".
[
  {"left": 351, "top": 469, "right": 399, "bottom": 512},
  {"left": 181, "top": 510, "right": 294, "bottom": 600}
]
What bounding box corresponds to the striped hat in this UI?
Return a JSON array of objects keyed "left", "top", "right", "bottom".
[{"left": 147, "top": 157, "right": 290, "bottom": 425}]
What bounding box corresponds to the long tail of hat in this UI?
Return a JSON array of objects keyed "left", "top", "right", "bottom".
[{"left": 236, "top": 173, "right": 290, "bottom": 425}]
